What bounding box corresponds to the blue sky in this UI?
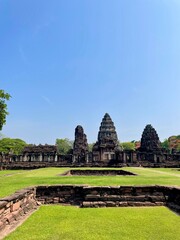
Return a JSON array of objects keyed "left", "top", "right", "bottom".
[{"left": 1, "top": 0, "right": 180, "bottom": 144}]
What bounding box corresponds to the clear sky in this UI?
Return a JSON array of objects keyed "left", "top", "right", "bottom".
[{"left": 1, "top": 0, "right": 180, "bottom": 144}]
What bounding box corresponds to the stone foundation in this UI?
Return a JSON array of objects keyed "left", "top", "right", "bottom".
[
  {"left": 0, "top": 185, "right": 179, "bottom": 237},
  {"left": 35, "top": 185, "right": 180, "bottom": 212},
  {"left": 35, "top": 185, "right": 165, "bottom": 207},
  {"left": 62, "top": 169, "right": 136, "bottom": 176}
]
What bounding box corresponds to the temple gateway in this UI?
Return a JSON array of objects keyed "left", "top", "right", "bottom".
[{"left": 0, "top": 113, "right": 180, "bottom": 168}]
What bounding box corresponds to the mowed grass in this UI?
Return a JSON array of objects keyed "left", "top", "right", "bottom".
[
  {"left": 0, "top": 167, "right": 180, "bottom": 198},
  {"left": 1, "top": 168, "right": 180, "bottom": 240},
  {"left": 4, "top": 205, "right": 180, "bottom": 240}
]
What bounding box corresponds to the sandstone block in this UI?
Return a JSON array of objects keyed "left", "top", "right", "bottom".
[
  {"left": 0, "top": 220, "right": 6, "bottom": 231},
  {"left": 106, "top": 201, "right": 116, "bottom": 207},
  {"left": 119, "top": 202, "right": 128, "bottom": 207},
  {"left": 5, "top": 213, "right": 14, "bottom": 224},
  {"left": 81, "top": 202, "right": 91, "bottom": 207}
]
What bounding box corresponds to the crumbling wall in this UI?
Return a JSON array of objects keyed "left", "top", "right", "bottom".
[{"left": 0, "top": 187, "right": 37, "bottom": 231}]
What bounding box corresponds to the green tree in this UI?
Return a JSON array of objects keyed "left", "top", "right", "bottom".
[
  {"left": 56, "top": 138, "right": 73, "bottom": 154},
  {"left": 0, "top": 138, "right": 27, "bottom": 154},
  {"left": 88, "top": 143, "right": 95, "bottom": 152},
  {"left": 0, "top": 90, "right": 11, "bottom": 131},
  {"left": 161, "top": 139, "right": 169, "bottom": 150},
  {"left": 121, "top": 142, "right": 135, "bottom": 151}
]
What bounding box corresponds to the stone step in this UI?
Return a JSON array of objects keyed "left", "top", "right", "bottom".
[
  {"left": 84, "top": 194, "right": 166, "bottom": 202},
  {"left": 81, "top": 201, "right": 165, "bottom": 208}
]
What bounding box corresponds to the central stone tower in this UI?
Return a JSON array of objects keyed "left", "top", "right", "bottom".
[{"left": 92, "top": 113, "right": 121, "bottom": 162}]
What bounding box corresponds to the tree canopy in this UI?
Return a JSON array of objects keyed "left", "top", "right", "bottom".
[
  {"left": 56, "top": 138, "right": 73, "bottom": 154},
  {"left": 88, "top": 143, "right": 95, "bottom": 152},
  {"left": 0, "top": 138, "right": 27, "bottom": 155},
  {"left": 121, "top": 142, "right": 135, "bottom": 151},
  {"left": 161, "top": 139, "right": 169, "bottom": 150},
  {"left": 0, "top": 90, "right": 11, "bottom": 131}
]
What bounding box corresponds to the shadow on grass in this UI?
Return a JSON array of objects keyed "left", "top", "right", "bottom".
[{"left": 166, "top": 204, "right": 180, "bottom": 216}]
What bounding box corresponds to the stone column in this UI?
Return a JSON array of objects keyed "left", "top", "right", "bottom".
[
  {"left": 154, "top": 154, "right": 157, "bottom": 163},
  {"left": 86, "top": 153, "right": 89, "bottom": 163},
  {"left": 130, "top": 152, "right": 134, "bottom": 163},
  {"left": 73, "top": 155, "right": 76, "bottom": 163},
  {"left": 39, "top": 154, "right": 43, "bottom": 162},
  {"left": 123, "top": 152, "right": 126, "bottom": 163}
]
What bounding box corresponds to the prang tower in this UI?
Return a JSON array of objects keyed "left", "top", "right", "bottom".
[{"left": 92, "top": 113, "right": 121, "bottom": 162}]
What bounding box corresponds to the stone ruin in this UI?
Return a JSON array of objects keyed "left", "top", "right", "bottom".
[
  {"left": 140, "top": 124, "right": 161, "bottom": 151},
  {"left": 0, "top": 113, "right": 180, "bottom": 168},
  {"left": 137, "top": 124, "right": 168, "bottom": 163},
  {"left": 1, "top": 184, "right": 180, "bottom": 237},
  {"left": 73, "top": 125, "right": 88, "bottom": 163},
  {"left": 92, "top": 113, "right": 122, "bottom": 162},
  {"left": 22, "top": 144, "right": 57, "bottom": 162}
]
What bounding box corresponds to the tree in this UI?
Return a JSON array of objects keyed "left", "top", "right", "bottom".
[
  {"left": 161, "top": 139, "right": 169, "bottom": 150},
  {"left": 0, "top": 133, "right": 6, "bottom": 139},
  {"left": 121, "top": 142, "right": 135, "bottom": 151},
  {"left": 88, "top": 143, "right": 95, "bottom": 152},
  {"left": 56, "top": 138, "right": 73, "bottom": 154},
  {"left": 0, "top": 90, "right": 11, "bottom": 131},
  {"left": 168, "top": 136, "right": 180, "bottom": 151},
  {"left": 0, "top": 138, "right": 27, "bottom": 154}
]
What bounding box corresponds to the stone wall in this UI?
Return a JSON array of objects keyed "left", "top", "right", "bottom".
[
  {"left": 0, "top": 185, "right": 179, "bottom": 236},
  {"left": 35, "top": 185, "right": 180, "bottom": 211},
  {"left": 0, "top": 187, "right": 37, "bottom": 232},
  {"left": 1, "top": 161, "right": 180, "bottom": 170}
]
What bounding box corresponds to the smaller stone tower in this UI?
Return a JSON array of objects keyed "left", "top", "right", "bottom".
[
  {"left": 140, "top": 124, "right": 161, "bottom": 151},
  {"left": 73, "top": 125, "right": 88, "bottom": 163}
]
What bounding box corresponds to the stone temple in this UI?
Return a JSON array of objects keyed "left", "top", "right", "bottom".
[
  {"left": 140, "top": 124, "right": 161, "bottom": 151},
  {"left": 0, "top": 113, "right": 180, "bottom": 168},
  {"left": 92, "top": 113, "right": 121, "bottom": 162},
  {"left": 73, "top": 125, "right": 88, "bottom": 163}
]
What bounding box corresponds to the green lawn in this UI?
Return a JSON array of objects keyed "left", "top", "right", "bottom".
[
  {"left": 4, "top": 205, "right": 180, "bottom": 240},
  {"left": 0, "top": 169, "right": 24, "bottom": 177},
  {"left": 0, "top": 167, "right": 180, "bottom": 198},
  {"left": 1, "top": 167, "right": 180, "bottom": 240}
]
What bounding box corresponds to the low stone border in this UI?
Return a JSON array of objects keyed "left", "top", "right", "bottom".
[
  {"left": 60, "top": 169, "right": 136, "bottom": 176},
  {"left": 35, "top": 185, "right": 180, "bottom": 210},
  {"left": 0, "top": 187, "right": 38, "bottom": 233},
  {"left": 0, "top": 185, "right": 179, "bottom": 238}
]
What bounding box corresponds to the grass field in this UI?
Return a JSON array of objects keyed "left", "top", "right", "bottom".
[
  {"left": 1, "top": 167, "right": 180, "bottom": 240},
  {"left": 4, "top": 205, "right": 180, "bottom": 240},
  {"left": 0, "top": 167, "right": 180, "bottom": 198}
]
